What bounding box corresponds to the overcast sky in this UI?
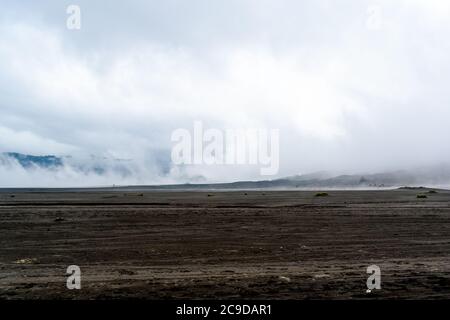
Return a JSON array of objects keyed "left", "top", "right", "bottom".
[{"left": 1, "top": 0, "right": 450, "bottom": 185}]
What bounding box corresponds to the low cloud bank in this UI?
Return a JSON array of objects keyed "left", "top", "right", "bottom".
[
  {"left": 2, "top": 152, "right": 450, "bottom": 189},
  {"left": 0, "top": 152, "right": 176, "bottom": 187}
]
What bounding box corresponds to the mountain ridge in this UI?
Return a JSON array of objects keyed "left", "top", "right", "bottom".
[{"left": 2, "top": 152, "right": 450, "bottom": 189}]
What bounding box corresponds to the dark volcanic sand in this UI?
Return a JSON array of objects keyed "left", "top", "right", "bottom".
[{"left": 1, "top": 189, "right": 450, "bottom": 299}]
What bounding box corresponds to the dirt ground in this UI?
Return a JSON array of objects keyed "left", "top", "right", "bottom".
[{"left": 1, "top": 188, "right": 450, "bottom": 299}]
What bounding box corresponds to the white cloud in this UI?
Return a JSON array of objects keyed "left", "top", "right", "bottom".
[{"left": 1, "top": 1, "right": 450, "bottom": 185}]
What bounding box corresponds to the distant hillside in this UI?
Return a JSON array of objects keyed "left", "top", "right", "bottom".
[
  {"left": 0, "top": 152, "right": 133, "bottom": 177},
  {"left": 1, "top": 152, "right": 450, "bottom": 189},
  {"left": 2, "top": 152, "right": 63, "bottom": 169},
  {"left": 137, "top": 166, "right": 450, "bottom": 190}
]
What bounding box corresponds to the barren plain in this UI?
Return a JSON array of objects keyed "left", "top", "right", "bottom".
[{"left": 1, "top": 189, "right": 450, "bottom": 299}]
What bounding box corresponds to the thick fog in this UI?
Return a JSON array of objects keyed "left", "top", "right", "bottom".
[{"left": 1, "top": 0, "right": 450, "bottom": 186}]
